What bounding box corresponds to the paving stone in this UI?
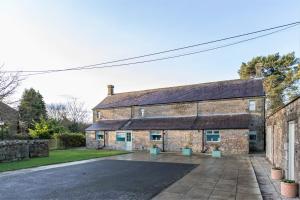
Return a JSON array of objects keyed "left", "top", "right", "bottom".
[
  {"left": 152, "top": 192, "right": 185, "bottom": 200},
  {"left": 237, "top": 185, "right": 261, "bottom": 195},
  {"left": 210, "top": 190, "right": 236, "bottom": 200},
  {"left": 185, "top": 187, "right": 213, "bottom": 199},
  {"left": 236, "top": 193, "right": 263, "bottom": 200},
  {"left": 194, "top": 181, "right": 216, "bottom": 189},
  {"left": 165, "top": 183, "right": 192, "bottom": 194}
]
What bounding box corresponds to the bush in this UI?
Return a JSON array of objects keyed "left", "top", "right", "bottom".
[
  {"left": 29, "top": 118, "right": 66, "bottom": 139},
  {"left": 54, "top": 133, "right": 85, "bottom": 148}
]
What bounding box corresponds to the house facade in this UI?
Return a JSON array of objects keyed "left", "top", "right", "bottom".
[
  {"left": 266, "top": 97, "right": 300, "bottom": 187},
  {"left": 86, "top": 79, "right": 265, "bottom": 154}
]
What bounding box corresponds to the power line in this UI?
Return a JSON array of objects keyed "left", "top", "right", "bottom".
[
  {"left": 5, "top": 21, "right": 300, "bottom": 75},
  {"left": 20, "top": 23, "right": 299, "bottom": 77}
]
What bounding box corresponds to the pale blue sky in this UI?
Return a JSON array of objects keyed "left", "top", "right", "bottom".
[{"left": 0, "top": 0, "right": 299, "bottom": 116}]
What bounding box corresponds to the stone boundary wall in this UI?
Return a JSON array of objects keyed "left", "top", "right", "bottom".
[{"left": 0, "top": 140, "right": 49, "bottom": 162}]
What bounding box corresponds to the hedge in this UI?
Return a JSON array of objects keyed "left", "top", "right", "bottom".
[{"left": 54, "top": 133, "right": 85, "bottom": 148}]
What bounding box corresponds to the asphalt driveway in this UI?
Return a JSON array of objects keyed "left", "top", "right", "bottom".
[{"left": 0, "top": 159, "right": 197, "bottom": 200}]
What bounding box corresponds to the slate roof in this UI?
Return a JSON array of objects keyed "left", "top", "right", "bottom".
[
  {"left": 122, "top": 117, "right": 197, "bottom": 130},
  {"left": 192, "top": 114, "right": 251, "bottom": 130},
  {"left": 85, "top": 119, "right": 129, "bottom": 131},
  {"left": 85, "top": 114, "right": 251, "bottom": 131},
  {"left": 94, "top": 79, "right": 264, "bottom": 109}
]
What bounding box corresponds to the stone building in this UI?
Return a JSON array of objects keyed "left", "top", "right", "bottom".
[
  {"left": 0, "top": 102, "right": 19, "bottom": 135},
  {"left": 266, "top": 97, "right": 300, "bottom": 185},
  {"left": 86, "top": 79, "right": 265, "bottom": 154}
]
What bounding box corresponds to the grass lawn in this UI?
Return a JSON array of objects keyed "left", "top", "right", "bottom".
[{"left": 0, "top": 149, "right": 128, "bottom": 172}]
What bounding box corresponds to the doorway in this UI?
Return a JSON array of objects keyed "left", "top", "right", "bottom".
[
  {"left": 288, "top": 121, "right": 295, "bottom": 180},
  {"left": 126, "top": 132, "right": 132, "bottom": 151}
]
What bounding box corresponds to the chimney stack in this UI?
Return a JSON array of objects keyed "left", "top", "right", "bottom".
[{"left": 107, "top": 85, "right": 114, "bottom": 96}]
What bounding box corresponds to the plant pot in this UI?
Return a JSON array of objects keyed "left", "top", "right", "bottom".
[
  {"left": 150, "top": 147, "right": 160, "bottom": 155},
  {"left": 271, "top": 168, "right": 283, "bottom": 180},
  {"left": 281, "top": 181, "right": 298, "bottom": 198},
  {"left": 182, "top": 148, "right": 192, "bottom": 156},
  {"left": 212, "top": 150, "right": 221, "bottom": 158}
]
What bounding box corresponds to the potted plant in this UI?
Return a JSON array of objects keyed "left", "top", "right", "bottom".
[
  {"left": 212, "top": 145, "right": 221, "bottom": 158},
  {"left": 182, "top": 145, "right": 192, "bottom": 156},
  {"left": 150, "top": 144, "right": 160, "bottom": 155},
  {"left": 281, "top": 179, "right": 298, "bottom": 198},
  {"left": 271, "top": 167, "right": 283, "bottom": 180}
]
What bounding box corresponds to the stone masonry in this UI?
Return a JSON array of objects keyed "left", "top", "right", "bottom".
[
  {"left": 266, "top": 97, "right": 300, "bottom": 195},
  {"left": 0, "top": 140, "right": 49, "bottom": 162},
  {"left": 88, "top": 97, "right": 264, "bottom": 153}
]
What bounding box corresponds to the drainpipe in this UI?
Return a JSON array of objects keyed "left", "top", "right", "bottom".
[
  {"left": 162, "top": 130, "right": 165, "bottom": 152},
  {"left": 103, "top": 131, "right": 106, "bottom": 147},
  {"left": 201, "top": 130, "right": 205, "bottom": 152}
]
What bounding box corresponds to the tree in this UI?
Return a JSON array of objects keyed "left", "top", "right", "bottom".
[
  {"left": 0, "top": 67, "right": 20, "bottom": 103},
  {"left": 238, "top": 52, "right": 300, "bottom": 111},
  {"left": 19, "top": 88, "right": 47, "bottom": 131},
  {"left": 29, "top": 118, "right": 66, "bottom": 139},
  {"left": 47, "top": 103, "right": 67, "bottom": 121},
  {"left": 47, "top": 98, "right": 89, "bottom": 133}
]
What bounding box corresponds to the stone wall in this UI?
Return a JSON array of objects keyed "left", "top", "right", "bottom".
[
  {"left": 132, "top": 103, "right": 197, "bottom": 118},
  {"left": 94, "top": 107, "right": 131, "bottom": 121},
  {"left": 86, "top": 129, "right": 249, "bottom": 154},
  {"left": 0, "top": 140, "right": 49, "bottom": 162},
  {"left": 266, "top": 97, "right": 300, "bottom": 184}
]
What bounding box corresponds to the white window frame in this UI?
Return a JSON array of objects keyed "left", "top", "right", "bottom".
[
  {"left": 149, "top": 131, "right": 162, "bottom": 141},
  {"left": 116, "top": 132, "right": 126, "bottom": 142},
  {"left": 249, "top": 131, "right": 257, "bottom": 142},
  {"left": 97, "top": 111, "right": 102, "bottom": 119},
  {"left": 249, "top": 100, "right": 256, "bottom": 111},
  {"left": 205, "top": 130, "right": 220, "bottom": 142},
  {"left": 140, "top": 108, "right": 145, "bottom": 118},
  {"left": 96, "top": 131, "right": 104, "bottom": 140}
]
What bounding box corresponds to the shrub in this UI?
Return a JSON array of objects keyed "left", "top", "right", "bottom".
[
  {"left": 29, "top": 118, "right": 66, "bottom": 139},
  {"left": 54, "top": 132, "right": 85, "bottom": 148}
]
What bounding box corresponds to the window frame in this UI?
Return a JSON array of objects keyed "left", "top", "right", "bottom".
[
  {"left": 96, "top": 131, "right": 104, "bottom": 140},
  {"left": 96, "top": 111, "right": 102, "bottom": 119},
  {"left": 140, "top": 108, "right": 145, "bottom": 118},
  {"left": 249, "top": 100, "right": 256, "bottom": 111},
  {"left": 249, "top": 131, "right": 257, "bottom": 142},
  {"left": 149, "top": 131, "right": 162, "bottom": 141},
  {"left": 116, "top": 132, "right": 126, "bottom": 142},
  {"left": 205, "top": 130, "right": 221, "bottom": 143}
]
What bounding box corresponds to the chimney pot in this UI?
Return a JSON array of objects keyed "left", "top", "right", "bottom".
[{"left": 107, "top": 85, "right": 114, "bottom": 96}]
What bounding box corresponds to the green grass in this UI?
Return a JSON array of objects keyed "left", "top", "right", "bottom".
[{"left": 0, "top": 149, "right": 128, "bottom": 172}]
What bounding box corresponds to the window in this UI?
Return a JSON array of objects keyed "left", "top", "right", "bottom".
[
  {"left": 97, "top": 111, "right": 101, "bottom": 119},
  {"left": 249, "top": 131, "right": 257, "bottom": 142},
  {"left": 249, "top": 100, "right": 256, "bottom": 111},
  {"left": 205, "top": 130, "right": 220, "bottom": 142},
  {"left": 140, "top": 108, "right": 145, "bottom": 117},
  {"left": 150, "top": 131, "right": 162, "bottom": 141},
  {"left": 116, "top": 132, "right": 126, "bottom": 142},
  {"left": 96, "top": 131, "right": 104, "bottom": 140}
]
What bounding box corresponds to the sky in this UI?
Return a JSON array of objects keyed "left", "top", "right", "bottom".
[{"left": 0, "top": 0, "right": 299, "bottom": 120}]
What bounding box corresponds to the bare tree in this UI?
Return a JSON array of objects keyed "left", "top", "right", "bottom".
[
  {"left": 66, "top": 97, "right": 88, "bottom": 124},
  {"left": 47, "top": 103, "right": 67, "bottom": 121},
  {"left": 0, "top": 67, "right": 21, "bottom": 103}
]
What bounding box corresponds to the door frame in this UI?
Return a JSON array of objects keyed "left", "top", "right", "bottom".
[
  {"left": 266, "top": 126, "right": 273, "bottom": 163},
  {"left": 116, "top": 131, "right": 132, "bottom": 151},
  {"left": 288, "top": 121, "right": 295, "bottom": 180}
]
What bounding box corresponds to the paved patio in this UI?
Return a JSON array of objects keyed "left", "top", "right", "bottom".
[
  {"left": 110, "top": 152, "right": 262, "bottom": 200},
  {"left": 0, "top": 151, "right": 263, "bottom": 200},
  {"left": 251, "top": 154, "right": 300, "bottom": 200}
]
